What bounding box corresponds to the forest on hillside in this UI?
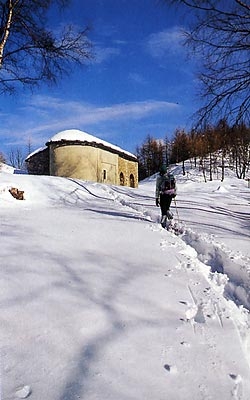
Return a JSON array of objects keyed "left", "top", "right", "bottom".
[{"left": 136, "top": 120, "right": 250, "bottom": 182}]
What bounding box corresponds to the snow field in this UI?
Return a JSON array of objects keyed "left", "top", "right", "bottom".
[{"left": 1, "top": 163, "right": 250, "bottom": 399}]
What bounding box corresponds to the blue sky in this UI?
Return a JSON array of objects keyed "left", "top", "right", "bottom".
[{"left": 0, "top": 0, "right": 198, "bottom": 158}]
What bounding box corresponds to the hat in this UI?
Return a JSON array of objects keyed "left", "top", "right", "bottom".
[{"left": 159, "top": 165, "right": 167, "bottom": 175}]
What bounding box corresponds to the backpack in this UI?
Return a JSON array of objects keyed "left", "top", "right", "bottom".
[{"left": 161, "top": 174, "right": 176, "bottom": 195}]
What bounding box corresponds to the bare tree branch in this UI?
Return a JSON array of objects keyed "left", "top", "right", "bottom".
[
  {"left": 163, "top": 0, "right": 250, "bottom": 126},
  {"left": 0, "top": 0, "right": 93, "bottom": 93}
]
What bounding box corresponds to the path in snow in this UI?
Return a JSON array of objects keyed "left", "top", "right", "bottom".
[
  {"left": 104, "top": 180, "right": 250, "bottom": 311},
  {"left": 99, "top": 180, "right": 250, "bottom": 369}
]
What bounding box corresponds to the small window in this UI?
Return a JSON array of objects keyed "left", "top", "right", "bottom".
[{"left": 103, "top": 169, "right": 107, "bottom": 180}]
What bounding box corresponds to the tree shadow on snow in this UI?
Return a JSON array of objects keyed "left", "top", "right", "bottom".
[
  {"left": 55, "top": 255, "right": 168, "bottom": 400},
  {"left": 85, "top": 207, "right": 150, "bottom": 222}
]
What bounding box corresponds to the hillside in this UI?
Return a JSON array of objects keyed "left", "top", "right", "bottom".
[{"left": 1, "top": 163, "right": 250, "bottom": 400}]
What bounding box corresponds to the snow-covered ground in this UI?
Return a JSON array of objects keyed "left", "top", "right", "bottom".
[{"left": 1, "top": 162, "right": 250, "bottom": 400}]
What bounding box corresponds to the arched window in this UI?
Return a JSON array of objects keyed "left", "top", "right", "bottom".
[
  {"left": 129, "top": 174, "right": 135, "bottom": 188},
  {"left": 120, "top": 172, "right": 125, "bottom": 186}
]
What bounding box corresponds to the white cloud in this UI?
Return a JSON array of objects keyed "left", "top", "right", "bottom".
[
  {"left": 128, "top": 72, "right": 146, "bottom": 85},
  {"left": 28, "top": 96, "right": 178, "bottom": 126},
  {"left": 2, "top": 97, "right": 179, "bottom": 147},
  {"left": 146, "top": 26, "right": 185, "bottom": 59},
  {"left": 0, "top": 95, "right": 180, "bottom": 152},
  {"left": 91, "top": 45, "right": 121, "bottom": 64}
]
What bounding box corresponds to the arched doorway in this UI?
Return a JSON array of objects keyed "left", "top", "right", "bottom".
[
  {"left": 129, "top": 174, "right": 135, "bottom": 188},
  {"left": 120, "top": 172, "right": 125, "bottom": 186}
]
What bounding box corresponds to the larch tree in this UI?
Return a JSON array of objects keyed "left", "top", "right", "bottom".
[
  {"left": 170, "top": 129, "right": 190, "bottom": 174},
  {"left": 136, "top": 135, "right": 166, "bottom": 180}
]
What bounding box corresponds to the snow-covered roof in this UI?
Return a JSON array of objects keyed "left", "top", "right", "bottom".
[
  {"left": 25, "top": 146, "right": 47, "bottom": 161},
  {"left": 46, "top": 129, "right": 137, "bottom": 160}
]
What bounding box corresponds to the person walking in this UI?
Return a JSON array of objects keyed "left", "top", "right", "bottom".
[{"left": 155, "top": 165, "right": 176, "bottom": 228}]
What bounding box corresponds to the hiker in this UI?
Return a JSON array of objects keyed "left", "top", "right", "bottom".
[{"left": 155, "top": 165, "right": 176, "bottom": 227}]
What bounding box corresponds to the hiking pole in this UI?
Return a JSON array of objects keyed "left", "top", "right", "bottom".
[
  {"left": 174, "top": 197, "right": 180, "bottom": 223},
  {"left": 173, "top": 197, "right": 185, "bottom": 234}
]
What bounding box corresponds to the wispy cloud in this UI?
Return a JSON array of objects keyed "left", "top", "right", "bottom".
[
  {"left": 26, "top": 96, "right": 178, "bottom": 130},
  {"left": 91, "top": 45, "right": 121, "bottom": 64},
  {"left": 1, "top": 96, "right": 179, "bottom": 148},
  {"left": 146, "top": 26, "right": 185, "bottom": 59},
  {"left": 128, "top": 72, "right": 146, "bottom": 85}
]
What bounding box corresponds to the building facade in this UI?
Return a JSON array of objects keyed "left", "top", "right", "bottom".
[{"left": 26, "top": 129, "right": 138, "bottom": 188}]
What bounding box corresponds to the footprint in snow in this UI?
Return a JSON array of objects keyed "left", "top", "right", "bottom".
[
  {"left": 185, "top": 304, "right": 206, "bottom": 324},
  {"left": 229, "top": 374, "right": 242, "bottom": 399},
  {"left": 164, "top": 364, "right": 178, "bottom": 374},
  {"left": 180, "top": 341, "right": 191, "bottom": 347},
  {"left": 15, "top": 385, "right": 32, "bottom": 398}
]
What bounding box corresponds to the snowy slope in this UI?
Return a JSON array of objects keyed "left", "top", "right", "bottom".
[{"left": 0, "top": 163, "right": 250, "bottom": 400}]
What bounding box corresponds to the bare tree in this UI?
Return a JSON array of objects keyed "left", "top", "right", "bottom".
[
  {"left": 230, "top": 123, "right": 250, "bottom": 179},
  {"left": 0, "top": 0, "right": 92, "bottom": 93},
  {"left": 0, "top": 150, "right": 6, "bottom": 164},
  {"left": 170, "top": 129, "right": 191, "bottom": 174},
  {"left": 8, "top": 146, "right": 25, "bottom": 169},
  {"left": 164, "top": 0, "right": 250, "bottom": 126},
  {"left": 136, "top": 135, "right": 166, "bottom": 180},
  {"left": 26, "top": 137, "right": 33, "bottom": 156}
]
